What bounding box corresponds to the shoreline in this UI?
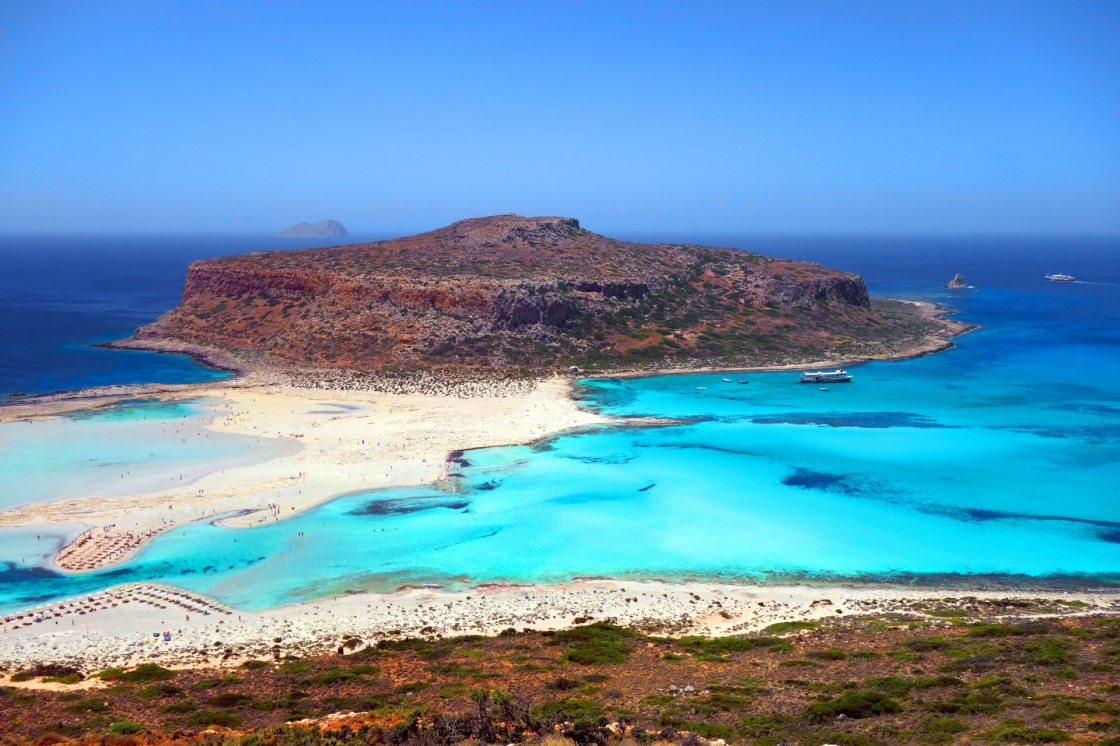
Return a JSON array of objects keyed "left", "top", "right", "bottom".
[
  {"left": 0, "top": 376, "right": 611, "bottom": 575},
  {"left": 0, "top": 295, "right": 976, "bottom": 583},
  {"left": 3, "top": 577, "right": 1117, "bottom": 670},
  {"left": 1, "top": 299, "right": 975, "bottom": 421}
]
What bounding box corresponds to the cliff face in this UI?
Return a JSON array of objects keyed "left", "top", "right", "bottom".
[{"left": 134, "top": 215, "right": 926, "bottom": 373}]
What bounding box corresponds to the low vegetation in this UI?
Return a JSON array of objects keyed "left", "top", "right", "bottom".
[{"left": 2, "top": 614, "right": 1120, "bottom": 745}]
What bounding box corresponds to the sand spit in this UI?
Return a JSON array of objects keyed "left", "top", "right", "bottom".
[
  {"left": 0, "top": 375, "right": 607, "bottom": 572},
  {"left": 3, "top": 579, "right": 1118, "bottom": 671}
]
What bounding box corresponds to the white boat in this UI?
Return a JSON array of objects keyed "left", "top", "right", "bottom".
[
  {"left": 1045, "top": 273, "right": 1076, "bottom": 282},
  {"left": 722, "top": 378, "right": 732, "bottom": 382},
  {"left": 799, "top": 369, "right": 852, "bottom": 383}
]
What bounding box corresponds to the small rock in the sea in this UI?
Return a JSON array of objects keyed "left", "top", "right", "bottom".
[{"left": 945, "top": 273, "right": 969, "bottom": 288}]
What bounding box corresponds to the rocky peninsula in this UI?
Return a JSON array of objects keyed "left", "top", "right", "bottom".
[{"left": 117, "top": 215, "right": 970, "bottom": 381}]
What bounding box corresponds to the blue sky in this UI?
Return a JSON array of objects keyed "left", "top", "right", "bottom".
[{"left": 0, "top": 1, "right": 1117, "bottom": 233}]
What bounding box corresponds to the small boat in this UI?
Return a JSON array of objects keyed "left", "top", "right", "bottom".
[
  {"left": 818, "top": 387, "right": 829, "bottom": 391},
  {"left": 799, "top": 369, "right": 852, "bottom": 383},
  {"left": 738, "top": 380, "right": 749, "bottom": 384},
  {"left": 1044, "top": 273, "right": 1076, "bottom": 282},
  {"left": 696, "top": 386, "right": 706, "bottom": 390},
  {"left": 722, "top": 378, "right": 732, "bottom": 382}
]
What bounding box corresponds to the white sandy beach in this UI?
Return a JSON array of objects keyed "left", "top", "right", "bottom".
[
  {"left": 0, "top": 375, "right": 607, "bottom": 572},
  {"left": 2, "top": 365, "right": 1117, "bottom": 672},
  {"left": 4, "top": 578, "right": 1118, "bottom": 672}
]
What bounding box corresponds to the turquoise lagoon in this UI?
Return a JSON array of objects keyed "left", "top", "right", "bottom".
[
  {"left": 1, "top": 243, "right": 1119, "bottom": 613},
  {"left": 0, "top": 399, "right": 296, "bottom": 512}
]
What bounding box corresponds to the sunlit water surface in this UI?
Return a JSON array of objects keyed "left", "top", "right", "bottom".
[{"left": 1, "top": 236, "right": 1118, "bottom": 612}]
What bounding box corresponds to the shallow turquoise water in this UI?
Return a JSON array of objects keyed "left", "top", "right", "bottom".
[
  {"left": 0, "top": 399, "right": 292, "bottom": 512},
  {"left": 1, "top": 243, "right": 1118, "bottom": 613}
]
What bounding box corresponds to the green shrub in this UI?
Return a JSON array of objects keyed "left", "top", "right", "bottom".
[
  {"left": 395, "top": 681, "right": 429, "bottom": 694},
  {"left": 308, "top": 668, "right": 358, "bottom": 685},
  {"left": 107, "top": 721, "right": 145, "bottom": 735},
  {"left": 279, "top": 659, "right": 312, "bottom": 675},
  {"left": 240, "top": 660, "right": 270, "bottom": 670},
  {"left": 806, "top": 648, "right": 848, "bottom": 661},
  {"left": 926, "top": 690, "right": 1006, "bottom": 715},
  {"left": 657, "top": 718, "right": 736, "bottom": 740},
  {"left": 738, "top": 714, "right": 790, "bottom": 738},
  {"left": 805, "top": 690, "right": 902, "bottom": 720},
  {"left": 209, "top": 692, "right": 254, "bottom": 707},
  {"left": 907, "top": 636, "right": 953, "bottom": 652},
  {"left": 981, "top": 718, "right": 1068, "bottom": 743},
  {"left": 1025, "top": 639, "right": 1076, "bottom": 666},
  {"left": 192, "top": 676, "right": 242, "bottom": 689},
  {"left": 67, "top": 698, "right": 112, "bottom": 714},
  {"left": 969, "top": 623, "right": 1030, "bottom": 638},
  {"left": 918, "top": 716, "right": 969, "bottom": 744},
  {"left": 766, "top": 621, "right": 820, "bottom": 633},
  {"left": 546, "top": 676, "right": 581, "bottom": 691},
  {"left": 551, "top": 622, "right": 636, "bottom": 665},
  {"left": 94, "top": 663, "right": 175, "bottom": 684},
  {"left": 534, "top": 698, "right": 603, "bottom": 724},
  {"left": 675, "top": 635, "right": 791, "bottom": 662}
]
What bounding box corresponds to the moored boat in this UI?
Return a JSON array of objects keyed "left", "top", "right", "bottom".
[{"left": 799, "top": 369, "right": 852, "bottom": 383}]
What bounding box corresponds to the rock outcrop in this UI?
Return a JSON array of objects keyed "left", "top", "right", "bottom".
[
  {"left": 945, "top": 273, "right": 969, "bottom": 289},
  {"left": 131, "top": 214, "right": 954, "bottom": 374},
  {"left": 276, "top": 219, "right": 348, "bottom": 238}
]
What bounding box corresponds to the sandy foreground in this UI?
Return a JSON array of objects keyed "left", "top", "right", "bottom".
[{"left": 4, "top": 578, "right": 1119, "bottom": 674}]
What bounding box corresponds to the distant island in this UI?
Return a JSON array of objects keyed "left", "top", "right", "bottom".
[
  {"left": 946, "top": 273, "right": 970, "bottom": 289},
  {"left": 275, "top": 219, "right": 348, "bottom": 238},
  {"left": 122, "top": 214, "right": 970, "bottom": 379}
]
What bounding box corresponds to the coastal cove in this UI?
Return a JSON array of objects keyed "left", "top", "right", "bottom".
[{"left": 1, "top": 235, "right": 1119, "bottom": 664}]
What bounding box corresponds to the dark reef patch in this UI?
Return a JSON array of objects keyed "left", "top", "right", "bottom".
[
  {"left": 922, "top": 504, "right": 1120, "bottom": 543},
  {"left": 752, "top": 411, "right": 953, "bottom": 429},
  {"left": 0, "top": 562, "right": 61, "bottom": 584},
  {"left": 782, "top": 468, "right": 865, "bottom": 495},
  {"left": 657, "top": 442, "right": 762, "bottom": 458},
  {"left": 566, "top": 453, "right": 638, "bottom": 465},
  {"left": 349, "top": 497, "right": 471, "bottom": 516},
  {"left": 1098, "top": 529, "right": 1120, "bottom": 544},
  {"left": 989, "top": 423, "right": 1120, "bottom": 445}
]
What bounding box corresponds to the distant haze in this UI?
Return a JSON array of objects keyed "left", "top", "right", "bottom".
[
  {"left": 276, "top": 220, "right": 348, "bottom": 239},
  {"left": 0, "top": 2, "right": 1117, "bottom": 234}
]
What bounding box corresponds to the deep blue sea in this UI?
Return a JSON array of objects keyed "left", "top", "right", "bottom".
[
  {"left": 1, "top": 234, "right": 1118, "bottom": 613},
  {"left": 0, "top": 233, "right": 388, "bottom": 396}
]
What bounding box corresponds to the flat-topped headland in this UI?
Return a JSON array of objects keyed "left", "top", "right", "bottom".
[{"left": 111, "top": 214, "right": 971, "bottom": 380}]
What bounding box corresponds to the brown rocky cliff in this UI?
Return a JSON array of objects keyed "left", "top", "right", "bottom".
[{"left": 132, "top": 215, "right": 940, "bottom": 374}]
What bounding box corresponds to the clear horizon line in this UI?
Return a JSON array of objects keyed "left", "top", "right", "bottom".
[{"left": 2, "top": 228, "right": 1119, "bottom": 238}]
